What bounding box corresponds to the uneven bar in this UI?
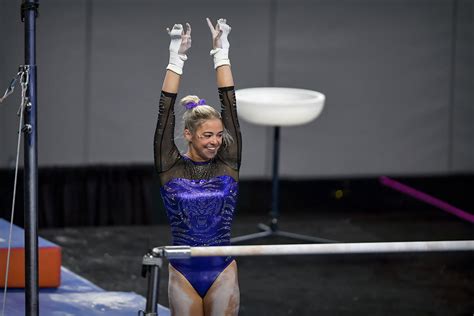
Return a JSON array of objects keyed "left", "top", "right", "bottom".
[{"left": 154, "top": 240, "right": 474, "bottom": 259}]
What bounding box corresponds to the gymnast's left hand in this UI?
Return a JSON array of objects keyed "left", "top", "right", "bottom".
[{"left": 206, "top": 18, "right": 231, "bottom": 50}]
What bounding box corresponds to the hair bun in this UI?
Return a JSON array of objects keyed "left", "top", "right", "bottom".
[{"left": 184, "top": 99, "right": 207, "bottom": 110}]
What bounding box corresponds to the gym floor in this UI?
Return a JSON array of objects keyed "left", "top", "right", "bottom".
[{"left": 40, "top": 207, "right": 474, "bottom": 316}]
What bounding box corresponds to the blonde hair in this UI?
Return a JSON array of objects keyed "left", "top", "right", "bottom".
[{"left": 180, "top": 95, "right": 233, "bottom": 146}]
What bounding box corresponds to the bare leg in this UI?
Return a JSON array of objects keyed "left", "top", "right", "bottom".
[
  {"left": 203, "top": 260, "right": 240, "bottom": 316},
  {"left": 168, "top": 264, "right": 204, "bottom": 316}
]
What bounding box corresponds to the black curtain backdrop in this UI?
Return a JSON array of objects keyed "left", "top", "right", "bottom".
[
  {"left": 0, "top": 165, "right": 472, "bottom": 228},
  {"left": 0, "top": 165, "right": 164, "bottom": 228}
]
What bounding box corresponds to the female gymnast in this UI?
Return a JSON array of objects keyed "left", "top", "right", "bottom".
[{"left": 154, "top": 18, "right": 241, "bottom": 316}]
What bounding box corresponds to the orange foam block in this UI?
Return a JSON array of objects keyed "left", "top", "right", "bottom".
[{"left": 0, "top": 219, "right": 61, "bottom": 288}]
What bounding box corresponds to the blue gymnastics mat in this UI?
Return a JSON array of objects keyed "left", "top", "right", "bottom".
[
  {"left": 4, "top": 264, "right": 170, "bottom": 316},
  {"left": 1, "top": 218, "right": 169, "bottom": 315}
]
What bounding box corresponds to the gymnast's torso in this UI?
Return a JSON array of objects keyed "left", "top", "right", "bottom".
[
  {"left": 161, "top": 166, "right": 238, "bottom": 247},
  {"left": 154, "top": 86, "right": 241, "bottom": 297}
]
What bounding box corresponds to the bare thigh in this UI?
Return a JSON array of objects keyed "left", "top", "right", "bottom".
[
  {"left": 168, "top": 264, "right": 204, "bottom": 316},
  {"left": 203, "top": 260, "right": 240, "bottom": 316}
]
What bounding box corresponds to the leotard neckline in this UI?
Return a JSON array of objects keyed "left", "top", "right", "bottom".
[{"left": 182, "top": 154, "right": 213, "bottom": 166}]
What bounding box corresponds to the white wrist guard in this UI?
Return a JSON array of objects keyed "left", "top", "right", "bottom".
[
  {"left": 210, "top": 48, "right": 230, "bottom": 69},
  {"left": 167, "top": 52, "right": 187, "bottom": 75}
]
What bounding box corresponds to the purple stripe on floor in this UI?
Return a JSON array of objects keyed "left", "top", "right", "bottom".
[{"left": 379, "top": 176, "right": 474, "bottom": 224}]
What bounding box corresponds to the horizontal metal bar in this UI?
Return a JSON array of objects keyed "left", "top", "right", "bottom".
[{"left": 154, "top": 240, "right": 474, "bottom": 260}]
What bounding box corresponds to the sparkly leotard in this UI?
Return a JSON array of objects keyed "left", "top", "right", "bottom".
[{"left": 154, "top": 87, "right": 241, "bottom": 297}]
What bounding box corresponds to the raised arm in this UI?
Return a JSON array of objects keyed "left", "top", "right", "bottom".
[
  {"left": 216, "top": 65, "right": 234, "bottom": 88},
  {"left": 154, "top": 23, "right": 191, "bottom": 173},
  {"left": 207, "top": 18, "right": 241, "bottom": 169}
]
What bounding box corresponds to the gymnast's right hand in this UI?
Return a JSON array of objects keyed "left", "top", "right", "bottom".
[{"left": 166, "top": 23, "right": 191, "bottom": 75}]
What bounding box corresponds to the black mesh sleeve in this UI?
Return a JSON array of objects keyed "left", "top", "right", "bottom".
[
  {"left": 154, "top": 91, "right": 180, "bottom": 173},
  {"left": 218, "top": 86, "right": 242, "bottom": 170}
]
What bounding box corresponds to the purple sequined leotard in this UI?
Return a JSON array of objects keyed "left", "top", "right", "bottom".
[{"left": 154, "top": 87, "right": 241, "bottom": 297}]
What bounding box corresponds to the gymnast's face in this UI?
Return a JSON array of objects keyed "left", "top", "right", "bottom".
[{"left": 185, "top": 118, "right": 223, "bottom": 161}]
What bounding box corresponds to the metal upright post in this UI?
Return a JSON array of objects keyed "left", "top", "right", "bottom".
[
  {"left": 21, "top": 1, "right": 40, "bottom": 315},
  {"left": 140, "top": 253, "right": 163, "bottom": 316},
  {"left": 145, "top": 265, "right": 160, "bottom": 315},
  {"left": 270, "top": 126, "right": 280, "bottom": 231}
]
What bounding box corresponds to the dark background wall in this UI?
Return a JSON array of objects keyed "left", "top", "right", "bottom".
[{"left": 1, "top": 0, "right": 473, "bottom": 179}]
